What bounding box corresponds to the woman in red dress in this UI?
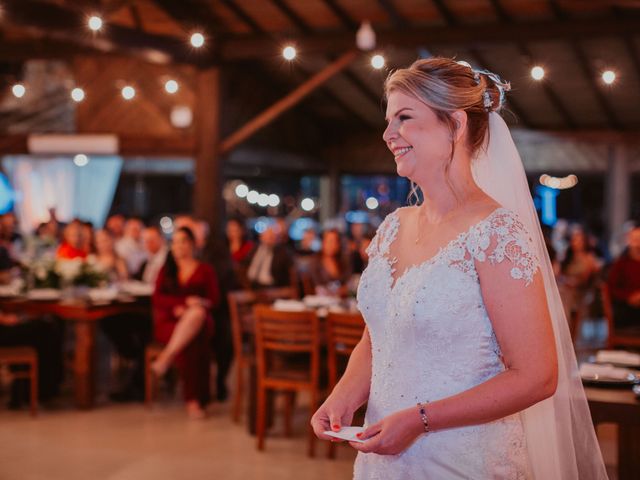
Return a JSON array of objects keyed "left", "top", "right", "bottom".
[{"left": 151, "top": 226, "right": 220, "bottom": 418}]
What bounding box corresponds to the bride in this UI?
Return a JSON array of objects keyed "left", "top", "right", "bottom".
[{"left": 311, "top": 58, "right": 607, "bottom": 479}]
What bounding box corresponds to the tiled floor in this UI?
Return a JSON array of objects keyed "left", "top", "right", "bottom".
[{"left": 0, "top": 399, "right": 356, "bottom": 480}]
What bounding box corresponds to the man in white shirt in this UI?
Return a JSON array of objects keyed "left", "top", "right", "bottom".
[
  {"left": 139, "top": 226, "right": 168, "bottom": 285},
  {"left": 115, "top": 218, "right": 147, "bottom": 276}
]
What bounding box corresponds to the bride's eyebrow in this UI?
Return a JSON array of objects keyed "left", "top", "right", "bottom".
[{"left": 384, "top": 107, "right": 414, "bottom": 123}]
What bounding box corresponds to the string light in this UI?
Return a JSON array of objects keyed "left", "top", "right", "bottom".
[
  {"left": 190, "top": 32, "right": 205, "bottom": 48},
  {"left": 371, "top": 54, "right": 385, "bottom": 69},
  {"left": 121, "top": 85, "right": 135, "bottom": 100},
  {"left": 71, "top": 87, "right": 85, "bottom": 102},
  {"left": 247, "top": 190, "right": 259, "bottom": 204},
  {"left": 602, "top": 70, "right": 616, "bottom": 85},
  {"left": 282, "top": 45, "right": 297, "bottom": 61},
  {"left": 268, "top": 194, "right": 280, "bottom": 207},
  {"left": 87, "top": 15, "right": 103, "bottom": 32},
  {"left": 539, "top": 174, "right": 578, "bottom": 190},
  {"left": 73, "top": 154, "right": 89, "bottom": 167},
  {"left": 235, "top": 184, "right": 249, "bottom": 198},
  {"left": 11, "top": 84, "right": 25, "bottom": 98},
  {"left": 301, "top": 198, "right": 315, "bottom": 211},
  {"left": 366, "top": 197, "right": 379, "bottom": 209},
  {"left": 531, "top": 66, "right": 545, "bottom": 81},
  {"left": 164, "top": 80, "right": 179, "bottom": 94}
]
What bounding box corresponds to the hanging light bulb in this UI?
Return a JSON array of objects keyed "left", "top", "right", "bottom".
[
  {"left": 282, "top": 45, "right": 297, "bottom": 61},
  {"left": 190, "top": 32, "right": 205, "bottom": 48},
  {"left": 356, "top": 21, "right": 376, "bottom": 51},
  {"left": 11, "top": 84, "right": 26, "bottom": 98},
  {"left": 71, "top": 87, "right": 85, "bottom": 102},
  {"left": 602, "top": 70, "right": 616, "bottom": 85},
  {"left": 88, "top": 15, "right": 103, "bottom": 31},
  {"left": 531, "top": 66, "right": 545, "bottom": 81},
  {"left": 371, "top": 54, "right": 385, "bottom": 69}
]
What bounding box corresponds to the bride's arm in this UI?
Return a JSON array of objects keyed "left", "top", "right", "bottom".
[
  {"left": 311, "top": 327, "right": 372, "bottom": 439},
  {"left": 353, "top": 262, "right": 558, "bottom": 454}
]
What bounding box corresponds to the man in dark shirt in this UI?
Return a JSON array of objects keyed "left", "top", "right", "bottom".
[{"left": 607, "top": 226, "right": 640, "bottom": 329}]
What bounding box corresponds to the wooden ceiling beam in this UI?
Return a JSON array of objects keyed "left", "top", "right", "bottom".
[
  {"left": 217, "top": 16, "right": 640, "bottom": 60},
  {"left": 1, "top": 0, "right": 203, "bottom": 65},
  {"left": 220, "top": 50, "right": 359, "bottom": 154},
  {"left": 376, "top": 0, "right": 409, "bottom": 28},
  {"left": 546, "top": 1, "right": 622, "bottom": 129},
  {"left": 268, "top": 0, "right": 312, "bottom": 34},
  {"left": 321, "top": 0, "right": 359, "bottom": 31},
  {"left": 151, "top": 0, "right": 227, "bottom": 35},
  {"left": 221, "top": 0, "right": 373, "bottom": 128},
  {"left": 488, "top": 0, "right": 577, "bottom": 129}
]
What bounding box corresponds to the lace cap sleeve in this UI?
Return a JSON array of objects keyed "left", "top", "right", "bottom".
[
  {"left": 366, "top": 209, "right": 400, "bottom": 259},
  {"left": 466, "top": 209, "right": 540, "bottom": 285}
]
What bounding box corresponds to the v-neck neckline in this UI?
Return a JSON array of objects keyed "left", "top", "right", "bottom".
[{"left": 384, "top": 207, "right": 505, "bottom": 291}]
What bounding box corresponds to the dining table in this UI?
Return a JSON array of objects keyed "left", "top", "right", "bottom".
[
  {"left": 585, "top": 386, "right": 640, "bottom": 480},
  {"left": 0, "top": 292, "right": 150, "bottom": 409}
]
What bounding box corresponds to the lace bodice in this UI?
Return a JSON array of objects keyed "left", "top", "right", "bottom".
[{"left": 354, "top": 207, "right": 539, "bottom": 480}]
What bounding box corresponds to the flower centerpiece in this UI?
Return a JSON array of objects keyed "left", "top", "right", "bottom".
[{"left": 24, "top": 256, "right": 109, "bottom": 290}]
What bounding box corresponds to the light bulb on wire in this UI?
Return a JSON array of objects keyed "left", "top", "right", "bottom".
[
  {"left": 121, "top": 85, "right": 136, "bottom": 100},
  {"left": 371, "top": 54, "right": 385, "bottom": 69},
  {"left": 71, "top": 87, "right": 85, "bottom": 102},
  {"left": 190, "top": 32, "right": 205, "bottom": 48},
  {"left": 282, "top": 45, "right": 297, "bottom": 61},
  {"left": 88, "top": 15, "right": 103, "bottom": 31},
  {"left": 164, "top": 80, "right": 179, "bottom": 94},
  {"left": 602, "top": 70, "right": 616, "bottom": 85},
  {"left": 12, "top": 84, "right": 26, "bottom": 98},
  {"left": 531, "top": 66, "right": 545, "bottom": 81}
]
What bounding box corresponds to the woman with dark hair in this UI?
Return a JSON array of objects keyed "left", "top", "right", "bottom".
[
  {"left": 307, "top": 229, "right": 351, "bottom": 295},
  {"left": 151, "top": 226, "right": 220, "bottom": 419},
  {"left": 558, "top": 228, "right": 601, "bottom": 336},
  {"left": 225, "top": 217, "right": 254, "bottom": 287}
]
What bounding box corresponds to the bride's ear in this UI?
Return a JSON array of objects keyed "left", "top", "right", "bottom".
[{"left": 451, "top": 110, "right": 467, "bottom": 143}]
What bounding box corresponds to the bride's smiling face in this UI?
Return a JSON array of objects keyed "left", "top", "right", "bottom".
[{"left": 383, "top": 90, "right": 453, "bottom": 182}]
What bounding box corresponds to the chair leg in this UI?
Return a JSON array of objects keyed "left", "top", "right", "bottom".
[
  {"left": 308, "top": 389, "right": 318, "bottom": 458},
  {"left": 232, "top": 361, "right": 244, "bottom": 423},
  {"left": 256, "top": 384, "right": 267, "bottom": 451},
  {"left": 145, "top": 351, "right": 153, "bottom": 408},
  {"left": 283, "top": 391, "right": 295, "bottom": 437},
  {"left": 30, "top": 358, "right": 38, "bottom": 417}
]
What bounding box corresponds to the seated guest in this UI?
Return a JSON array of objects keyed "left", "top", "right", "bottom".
[
  {"left": 0, "top": 212, "right": 24, "bottom": 261},
  {"left": 296, "top": 228, "right": 320, "bottom": 257},
  {"left": 354, "top": 231, "right": 375, "bottom": 273},
  {"left": 151, "top": 227, "right": 220, "bottom": 419},
  {"left": 246, "top": 224, "right": 293, "bottom": 289},
  {"left": 607, "top": 226, "right": 640, "bottom": 330},
  {"left": 91, "top": 229, "right": 128, "bottom": 281},
  {"left": 557, "top": 228, "right": 601, "bottom": 333},
  {"left": 106, "top": 214, "right": 125, "bottom": 241},
  {"left": 0, "top": 312, "right": 63, "bottom": 408},
  {"left": 136, "top": 226, "right": 168, "bottom": 285},
  {"left": 225, "top": 217, "right": 254, "bottom": 287},
  {"left": 80, "top": 221, "right": 94, "bottom": 256},
  {"left": 115, "top": 218, "right": 146, "bottom": 276},
  {"left": 56, "top": 220, "right": 87, "bottom": 259},
  {"left": 306, "top": 229, "right": 351, "bottom": 295}
]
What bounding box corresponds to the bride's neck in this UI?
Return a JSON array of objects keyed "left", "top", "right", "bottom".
[{"left": 414, "top": 162, "right": 482, "bottom": 223}]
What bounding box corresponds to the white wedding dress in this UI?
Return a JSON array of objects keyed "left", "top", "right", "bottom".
[{"left": 353, "top": 206, "right": 540, "bottom": 480}]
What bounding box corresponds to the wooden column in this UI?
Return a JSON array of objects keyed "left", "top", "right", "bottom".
[
  {"left": 605, "top": 143, "right": 630, "bottom": 257},
  {"left": 193, "top": 67, "right": 222, "bottom": 235}
]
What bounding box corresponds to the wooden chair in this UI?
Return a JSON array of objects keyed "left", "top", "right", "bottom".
[
  {"left": 601, "top": 283, "right": 640, "bottom": 349},
  {"left": 253, "top": 304, "right": 320, "bottom": 456},
  {"left": 325, "top": 311, "right": 366, "bottom": 458},
  {"left": 228, "top": 286, "right": 297, "bottom": 422},
  {"left": 144, "top": 343, "right": 163, "bottom": 407},
  {"left": 0, "top": 347, "right": 38, "bottom": 416}
]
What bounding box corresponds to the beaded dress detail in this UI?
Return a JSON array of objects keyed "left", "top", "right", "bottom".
[{"left": 354, "top": 207, "right": 538, "bottom": 479}]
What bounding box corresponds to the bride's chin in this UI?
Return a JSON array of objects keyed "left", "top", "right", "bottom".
[{"left": 395, "top": 161, "right": 413, "bottom": 179}]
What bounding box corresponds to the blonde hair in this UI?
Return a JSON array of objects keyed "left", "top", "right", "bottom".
[{"left": 384, "top": 57, "right": 508, "bottom": 205}]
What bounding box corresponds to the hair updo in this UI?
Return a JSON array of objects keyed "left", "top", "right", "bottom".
[{"left": 383, "top": 57, "right": 510, "bottom": 203}]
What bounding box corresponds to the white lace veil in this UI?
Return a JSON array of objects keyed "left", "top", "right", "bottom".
[{"left": 471, "top": 112, "right": 608, "bottom": 479}]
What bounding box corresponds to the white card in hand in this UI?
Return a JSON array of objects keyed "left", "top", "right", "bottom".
[{"left": 324, "top": 426, "right": 365, "bottom": 443}]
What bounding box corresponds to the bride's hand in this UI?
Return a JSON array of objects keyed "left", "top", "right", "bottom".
[
  {"left": 310, "top": 396, "right": 355, "bottom": 442},
  {"left": 350, "top": 407, "right": 424, "bottom": 455}
]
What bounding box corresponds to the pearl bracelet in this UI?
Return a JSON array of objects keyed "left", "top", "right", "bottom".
[{"left": 417, "top": 402, "right": 431, "bottom": 433}]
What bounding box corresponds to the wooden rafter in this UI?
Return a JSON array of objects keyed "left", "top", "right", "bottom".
[
  {"left": 376, "top": 0, "right": 409, "bottom": 28},
  {"left": 546, "top": 1, "right": 622, "bottom": 129},
  {"left": 220, "top": 50, "right": 359, "bottom": 154},
  {"left": 222, "top": 0, "right": 376, "bottom": 128},
  {"left": 269, "top": 0, "right": 382, "bottom": 112},
  {"left": 1, "top": 0, "right": 199, "bottom": 65},
  {"left": 488, "top": 0, "right": 577, "bottom": 129},
  {"left": 320, "top": 0, "right": 358, "bottom": 31},
  {"left": 217, "top": 15, "right": 640, "bottom": 60}
]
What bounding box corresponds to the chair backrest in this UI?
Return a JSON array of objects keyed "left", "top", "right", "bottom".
[
  {"left": 253, "top": 304, "right": 320, "bottom": 383},
  {"left": 228, "top": 287, "right": 299, "bottom": 360},
  {"left": 326, "top": 311, "right": 365, "bottom": 386},
  {"left": 600, "top": 282, "right": 640, "bottom": 348}
]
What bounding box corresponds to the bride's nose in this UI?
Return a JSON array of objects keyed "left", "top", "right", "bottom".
[{"left": 383, "top": 122, "right": 397, "bottom": 143}]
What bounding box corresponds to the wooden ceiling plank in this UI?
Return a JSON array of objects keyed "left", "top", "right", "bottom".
[
  {"left": 219, "top": 0, "right": 266, "bottom": 34},
  {"left": 220, "top": 50, "right": 359, "bottom": 153},
  {"left": 376, "top": 0, "right": 409, "bottom": 28},
  {"left": 489, "top": 0, "right": 577, "bottom": 129},
  {"left": 320, "top": 0, "right": 358, "bottom": 31}
]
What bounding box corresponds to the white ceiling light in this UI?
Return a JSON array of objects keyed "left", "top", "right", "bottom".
[
  {"left": 371, "top": 54, "right": 385, "bottom": 70},
  {"left": 121, "top": 86, "right": 135, "bottom": 100},
  {"left": 301, "top": 198, "right": 315, "bottom": 212},
  {"left": 88, "top": 15, "right": 103, "bottom": 31},
  {"left": 235, "top": 184, "right": 249, "bottom": 198},
  {"left": 11, "top": 84, "right": 25, "bottom": 98},
  {"left": 356, "top": 21, "right": 376, "bottom": 51},
  {"left": 190, "top": 32, "right": 205, "bottom": 48},
  {"left": 164, "top": 80, "right": 179, "bottom": 94},
  {"left": 531, "top": 66, "right": 545, "bottom": 81},
  {"left": 602, "top": 70, "right": 616, "bottom": 85},
  {"left": 71, "top": 87, "right": 85, "bottom": 102},
  {"left": 282, "top": 46, "right": 296, "bottom": 61},
  {"left": 73, "top": 154, "right": 89, "bottom": 167}
]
